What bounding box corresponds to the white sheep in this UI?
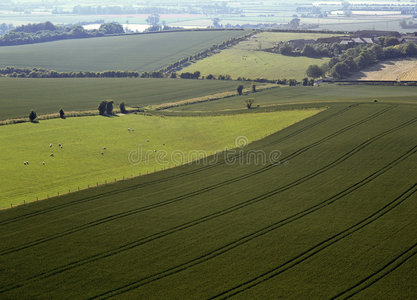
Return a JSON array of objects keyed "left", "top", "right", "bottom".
[
  {"left": 49, "top": 143, "right": 52, "bottom": 148},
  {"left": 153, "top": 149, "right": 157, "bottom": 152},
  {"left": 128, "top": 128, "right": 130, "bottom": 131},
  {"left": 42, "top": 161, "right": 45, "bottom": 165},
  {"left": 147, "top": 139, "right": 149, "bottom": 142},
  {"left": 103, "top": 147, "right": 107, "bottom": 150},
  {"left": 50, "top": 153, "right": 54, "bottom": 157}
]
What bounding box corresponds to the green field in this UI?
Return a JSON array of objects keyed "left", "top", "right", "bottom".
[
  {"left": 182, "top": 32, "right": 341, "bottom": 80},
  {"left": 172, "top": 84, "right": 417, "bottom": 112},
  {"left": 0, "top": 109, "right": 319, "bottom": 209},
  {"left": 0, "top": 78, "right": 251, "bottom": 120},
  {"left": 0, "top": 101, "right": 416, "bottom": 298},
  {"left": 0, "top": 30, "right": 246, "bottom": 72}
]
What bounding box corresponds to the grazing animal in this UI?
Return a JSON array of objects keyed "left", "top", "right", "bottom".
[
  {"left": 49, "top": 144, "right": 52, "bottom": 148},
  {"left": 50, "top": 153, "right": 54, "bottom": 157},
  {"left": 24, "top": 161, "right": 27, "bottom": 165},
  {"left": 128, "top": 128, "right": 130, "bottom": 131},
  {"left": 163, "top": 143, "right": 165, "bottom": 146},
  {"left": 101, "top": 152, "right": 104, "bottom": 155},
  {"left": 147, "top": 139, "right": 149, "bottom": 142},
  {"left": 154, "top": 149, "right": 157, "bottom": 152},
  {"left": 103, "top": 147, "right": 107, "bottom": 150},
  {"left": 42, "top": 161, "right": 45, "bottom": 165}
]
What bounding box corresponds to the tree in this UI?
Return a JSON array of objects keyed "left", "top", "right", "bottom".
[
  {"left": 146, "top": 14, "right": 160, "bottom": 26},
  {"left": 306, "top": 64, "right": 324, "bottom": 79},
  {"left": 245, "top": 98, "right": 254, "bottom": 109},
  {"left": 29, "top": 110, "right": 37, "bottom": 122},
  {"left": 119, "top": 102, "right": 127, "bottom": 114},
  {"left": 237, "top": 85, "right": 244, "bottom": 95},
  {"left": 98, "top": 101, "right": 107, "bottom": 115},
  {"left": 331, "top": 62, "right": 350, "bottom": 79},
  {"left": 289, "top": 18, "right": 300, "bottom": 29},
  {"left": 302, "top": 78, "right": 309, "bottom": 86},
  {"left": 302, "top": 44, "right": 318, "bottom": 57},
  {"left": 252, "top": 83, "right": 256, "bottom": 92},
  {"left": 106, "top": 101, "right": 114, "bottom": 115},
  {"left": 213, "top": 18, "right": 221, "bottom": 28},
  {"left": 99, "top": 22, "right": 124, "bottom": 34},
  {"left": 59, "top": 108, "right": 65, "bottom": 119},
  {"left": 288, "top": 79, "right": 298, "bottom": 86}
]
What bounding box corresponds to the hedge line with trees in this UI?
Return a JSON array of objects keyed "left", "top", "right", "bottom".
[
  {"left": 0, "top": 21, "right": 124, "bottom": 46},
  {"left": 307, "top": 41, "right": 417, "bottom": 79}
]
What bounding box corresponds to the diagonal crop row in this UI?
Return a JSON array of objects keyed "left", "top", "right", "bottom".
[
  {"left": 208, "top": 183, "right": 417, "bottom": 300},
  {"left": 331, "top": 242, "right": 417, "bottom": 299},
  {"left": 0, "top": 106, "right": 399, "bottom": 257},
  {"left": 1, "top": 117, "right": 413, "bottom": 295},
  {"left": 0, "top": 104, "right": 358, "bottom": 226},
  {"left": 83, "top": 152, "right": 417, "bottom": 299}
]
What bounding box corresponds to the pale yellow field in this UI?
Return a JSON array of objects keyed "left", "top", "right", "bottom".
[{"left": 349, "top": 58, "right": 417, "bottom": 81}]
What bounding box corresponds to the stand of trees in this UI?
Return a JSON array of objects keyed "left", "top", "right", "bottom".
[
  {"left": 0, "top": 21, "right": 124, "bottom": 46},
  {"left": 306, "top": 41, "right": 417, "bottom": 79}
]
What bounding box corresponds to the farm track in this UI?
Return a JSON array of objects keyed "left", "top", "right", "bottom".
[
  {"left": 0, "top": 104, "right": 358, "bottom": 226},
  {"left": 0, "top": 105, "right": 397, "bottom": 256},
  {"left": 1, "top": 116, "right": 414, "bottom": 295},
  {"left": 209, "top": 183, "right": 417, "bottom": 300},
  {"left": 331, "top": 241, "right": 417, "bottom": 299}
]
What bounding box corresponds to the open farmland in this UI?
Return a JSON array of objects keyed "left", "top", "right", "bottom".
[
  {"left": 181, "top": 32, "right": 341, "bottom": 80},
  {"left": 0, "top": 78, "right": 251, "bottom": 121},
  {"left": 0, "top": 102, "right": 416, "bottom": 298},
  {"left": 172, "top": 84, "right": 417, "bottom": 112},
  {"left": 0, "top": 30, "right": 246, "bottom": 72},
  {"left": 347, "top": 58, "right": 417, "bottom": 81},
  {"left": 0, "top": 109, "right": 319, "bottom": 209}
]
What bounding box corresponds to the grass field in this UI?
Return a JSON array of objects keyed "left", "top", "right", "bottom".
[
  {"left": 0, "top": 109, "right": 319, "bottom": 209},
  {"left": 181, "top": 32, "right": 340, "bottom": 80},
  {"left": 172, "top": 84, "right": 417, "bottom": 112},
  {"left": 0, "top": 102, "right": 416, "bottom": 298},
  {"left": 0, "top": 30, "right": 246, "bottom": 72},
  {"left": 0, "top": 78, "right": 251, "bottom": 120}
]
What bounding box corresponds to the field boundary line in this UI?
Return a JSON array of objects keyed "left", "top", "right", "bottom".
[
  {"left": 0, "top": 105, "right": 396, "bottom": 256},
  {"left": 1, "top": 115, "right": 414, "bottom": 295},
  {"left": 0, "top": 104, "right": 358, "bottom": 225}
]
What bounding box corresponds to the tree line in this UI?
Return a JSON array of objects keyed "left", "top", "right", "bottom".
[
  {"left": 0, "top": 21, "right": 124, "bottom": 46},
  {"left": 307, "top": 41, "right": 417, "bottom": 79}
]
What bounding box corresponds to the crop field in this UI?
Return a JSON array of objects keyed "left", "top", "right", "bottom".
[
  {"left": 181, "top": 32, "right": 341, "bottom": 80},
  {"left": 0, "top": 78, "right": 251, "bottom": 121},
  {"left": 173, "top": 84, "right": 417, "bottom": 112},
  {"left": 0, "top": 30, "right": 246, "bottom": 72},
  {"left": 0, "top": 109, "right": 319, "bottom": 209},
  {"left": 0, "top": 102, "right": 416, "bottom": 298},
  {"left": 347, "top": 58, "right": 417, "bottom": 81}
]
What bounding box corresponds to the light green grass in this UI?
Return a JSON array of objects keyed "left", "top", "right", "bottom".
[
  {"left": 182, "top": 32, "right": 340, "bottom": 80},
  {"left": 1, "top": 103, "right": 417, "bottom": 298},
  {"left": 0, "top": 109, "right": 320, "bottom": 208},
  {"left": 0, "top": 78, "right": 249, "bottom": 120},
  {"left": 0, "top": 30, "right": 246, "bottom": 72},
  {"left": 183, "top": 48, "right": 328, "bottom": 80}
]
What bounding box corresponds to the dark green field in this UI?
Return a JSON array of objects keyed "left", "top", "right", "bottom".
[
  {"left": 0, "top": 30, "right": 245, "bottom": 72},
  {"left": 1, "top": 101, "right": 416, "bottom": 298},
  {"left": 0, "top": 78, "right": 248, "bottom": 120}
]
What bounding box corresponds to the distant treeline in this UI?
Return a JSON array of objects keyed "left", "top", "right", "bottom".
[
  {"left": 65, "top": 4, "right": 242, "bottom": 15},
  {"left": 0, "top": 22, "right": 124, "bottom": 46}
]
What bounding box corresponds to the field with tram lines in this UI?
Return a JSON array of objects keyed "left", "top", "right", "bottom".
[{"left": 1, "top": 101, "right": 416, "bottom": 299}]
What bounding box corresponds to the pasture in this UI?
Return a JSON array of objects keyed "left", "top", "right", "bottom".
[
  {"left": 0, "top": 30, "right": 246, "bottom": 72},
  {"left": 181, "top": 32, "right": 340, "bottom": 80},
  {"left": 0, "top": 102, "right": 416, "bottom": 298},
  {"left": 0, "top": 78, "right": 250, "bottom": 121},
  {"left": 0, "top": 109, "right": 319, "bottom": 209}
]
